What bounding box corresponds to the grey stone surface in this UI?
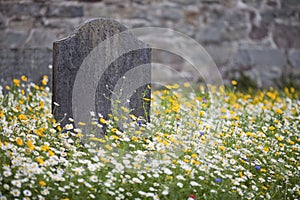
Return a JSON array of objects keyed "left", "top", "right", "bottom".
[
  {"left": 46, "top": 5, "right": 84, "bottom": 18},
  {"left": 205, "top": 43, "right": 237, "bottom": 66},
  {"left": 0, "top": 48, "right": 52, "bottom": 87},
  {"left": 289, "top": 49, "right": 300, "bottom": 69},
  {"left": 0, "top": 0, "right": 299, "bottom": 88},
  {"left": 160, "top": 6, "right": 183, "bottom": 21},
  {"left": 0, "top": 13, "right": 5, "bottom": 29},
  {"left": 273, "top": 24, "right": 300, "bottom": 49},
  {"left": 43, "top": 18, "right": 81, "bottom": 31},
  {"left": 0, "top": 2, "right": 43, "bottom": 17},
  {"left": 0, "top": 30, "right": 29, "bottom": 48},
  {"left": 52, "top": 18, "right": 151, "bottom": 127},
  {"left": 261, "top": 9, "right": 300, "bottom": 24},
  {"left": 282, "top": 0, "right": 300, "bottom": 8},
  {"left": 196, "top": 21, "right": 227, "bottom": 43},
  {"left": 25, "top": 28, "right": 58, "bottom": 48},
  {"left": 249, "top": 24, "right": 269, "bottom": 40},
  {"left": 234, "top": 47, "right": 287, "bottom": 67}
]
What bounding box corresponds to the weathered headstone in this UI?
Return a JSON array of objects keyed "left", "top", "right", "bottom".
[{"left": 52, "top": 18, "right": 151, "bottom": 129}]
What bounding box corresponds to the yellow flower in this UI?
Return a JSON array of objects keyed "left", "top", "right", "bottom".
[
  {"left": 39, "top": 180, "right": 46, "bottom": 187},
  {"left": 40, "top": 101, "right": 45, "bottom": 108},
  {"left": 36, "top": 157, "right": 44, "bottom": 165},
  {"left": 165, "top": 109, "right": 171, "bottom": 114},
  {"left": 90, "top": 137, "right": 105, "bottom": 143},
  {"left": 276, "top": 135, "right": 283, "bottom": 142},
  {"left": 246, "top": 132, "right": 252, "bottom": 137},
  {"left": 290, "top": 87, "right": 295, "bottom": 93},
  {"left": 35, "top": 128, "right": 45, "bottom": 137},
  {"left": 262, "top": 186, "right": 268, "bottom": 190},
  {"left": 16, "top": 137, "right": 23, "bottom": 146},
  {"left": 41, "top": 75, "right": 48, "bottom": 86},
  {"left": 13, "top": 79, "right": 20, "bottom": 87},
  {"left": 171, "top": 103, "right": 180, "bottom": 113},
  {"left": 0, "top": 111, "right": 4, "bottom": 118},
  {"left": 48, "top": 150, "right": 55, "bottom": 156},
  {"left": 5, "top": 85, "right": 10, "bottom": 90},
  {"left": 192, "top": 160, "right": 200, "bottom": 165},
  {"left": 78, "top": 122, "right": 86, "bottom": 126},
  {"left": 121, "top": 106, "right": 129, "bottom": 112},
  {"left": 130, "top": 114, "right": 137, "bottom": 120},
  {"left": 111, "top": 135, "right": 119, "bottom": 140},
  {"left": 219, "top": 146, "right": 226, "bottom": 151},
  {"left": 183, "top": 82, "right": 190, "bottom": 88},
  {"left": 21, "top": 75, "right": 27, "bottom": 82},
  {"left": 143, "top": 97, "right": 151, "bottom": 101},
  {"left": 238, "top": 171, "right": 243, "bottom": 178},
  {"left": 18, "top": 114, "right": 28, "bottom": 121},
  {"left": 260, "top": 168, "right": 267, "bottom": 173},
  {"left": 199, "top": 110, "right": 205, "bottom": 116},
  {"left": 162, "top": 140, "right": 169, "bottom": 146},
  {"left": 263, "top": 147, "right": 269, "bottom": 152},
  {"left": 105, "top": 144, "right": 112, "bottom": 151},
  {"left": 76, "top": 133, "right": 84, "bottom": 138},
  {"left": 99, "top": 118, "right": 108, "bottom": 124},
  {"left": 199, "top": 85, "right": 205, "bottom": 92},
  {"left": 41, "top": 144, "right": 50, "bottom": 151},
  {"left": 26, "top": 140, "right": 35, "bottom": 150},
  {"left": 172, "top": 84, "right": 180, "bottom": 89},
  {"left": 288, "top": 140, "right": 295, "bottom": 145},
  {"left": 269, "top": 126, "right": 275, "bottom": 131},
  {"left": 278, "top": 143, "right": 284, "bottom": 147},
  {"left": 57, "top": 125, "right": 62, "bottom": 131},
  {"left": 231, "top": 80, "right": 237, "bottom": 86},
  {"left": 191, "top": 153, "right": 197, "bottom": 159},
  {"left": 132, "top": 136, "right": 138, "bottom": 142}
]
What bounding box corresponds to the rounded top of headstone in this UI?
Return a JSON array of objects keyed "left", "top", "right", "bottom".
[
  {"left": 54, "top": 18, "right": 128, "bottom": 44},
  {"left": 75, "top": 18, "right": 128, "bottom": 34}
]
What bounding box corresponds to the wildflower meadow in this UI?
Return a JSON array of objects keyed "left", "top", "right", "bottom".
[{"left": 0, "top": 76, "right": 299, "bottom": 200}]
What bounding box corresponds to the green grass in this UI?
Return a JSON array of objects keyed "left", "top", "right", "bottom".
[{"left": 0, "top": 76, "right": 299, "bottom": 200}]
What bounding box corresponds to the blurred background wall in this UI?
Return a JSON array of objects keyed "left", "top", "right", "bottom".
[{"left": 0, "top": 0, "right": 299, "bottom": 88}]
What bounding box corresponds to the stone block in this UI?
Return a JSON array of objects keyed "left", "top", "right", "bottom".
[
  {"left": 43, "top": 18, "right": 80, "bottom": 31},
  {"left": 0, "top": 30, "right": 28, "bottom": 48},
  {"left": 46, "top": 5, "right": 84, "bottom": 18},
  {"left": 24, "top": 28, "right": 58, "bottom": 49},
  {"left": 282, "top": 0, "right": 300, "bottom": 9},
  {"left": 0, "top": 2, "right": 43, "bottom": 17},
  {"left": 0, "top": 48, "right": 52, "bottom": 87},
  {"left": 273, "top": 23, "right": 300, "bottom": 49},
  {"left": 196, "top": 21, "right": 227, "bottom": 43},
  {"left": 249, "top": 24, "right": 269, "bottom": 40},
  {"left": 289, "top": 49, "right": 300, "bottom": 69},
  {"left": 160, "top": 6, "right": 183, "bottom": 21},
  {"left": 261, "top": 9, "right": 300, "bottom": 24},
  {"left": 234, "top": 47, "right": 287, "bottom": 67},
  {"left": 204, "top": 43, "right": 237, "bottom": 66}
]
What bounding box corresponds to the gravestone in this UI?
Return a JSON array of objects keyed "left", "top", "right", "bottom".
[{"left": 52, "top": 18, "right": 151, "bottom": 129}]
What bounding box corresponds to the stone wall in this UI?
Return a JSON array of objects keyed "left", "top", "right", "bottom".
[{"left": 0, "top": 0, "right": 300, "bottom": 88}]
